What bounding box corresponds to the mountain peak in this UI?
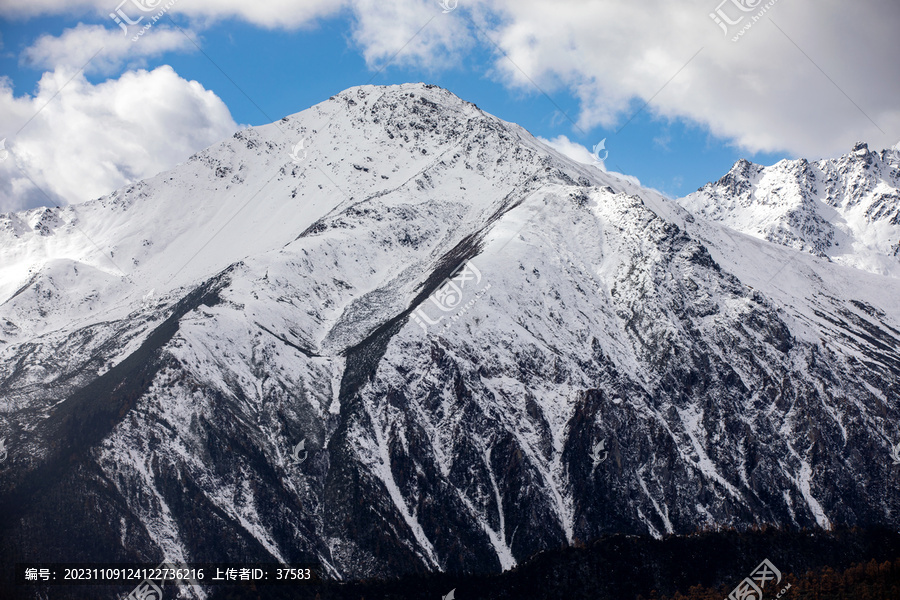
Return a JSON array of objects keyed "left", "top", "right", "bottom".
[
  {"left": 320, "top": 82, "right": 477, "bottom": 116},
  {"left": 678, "top": 143, "right": 900, "bottom": 275}
]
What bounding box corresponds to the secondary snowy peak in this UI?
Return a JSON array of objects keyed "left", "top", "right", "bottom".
[{"left": 677, "top": 142, "right": 900, "bottom": 276}]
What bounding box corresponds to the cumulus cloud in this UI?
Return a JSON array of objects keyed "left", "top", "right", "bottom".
[
  {"left": 537, "top": 134, "right": 597, "bottom": 165},
  {"left": 349, "top": 0, "right": 472, "bottom": 71},
  {"left": 0, "top": 64, "right": 237, "bottom": 212},
  {"left": 22, "top": 23, "right": 197, "bottom": 74},
  {"left": 474, "top": 0, "right": 899, "bottom": 158},
  {"left": 536, "top": 134, "right": 652, "bottom": 193}
]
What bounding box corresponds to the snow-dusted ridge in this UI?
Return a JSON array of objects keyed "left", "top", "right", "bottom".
[
  {"left": 1, "top": 84, "right": 899, "bottom": 590},
  {"left": 678, "top": 141, "right": 900, "bottom": 277}
]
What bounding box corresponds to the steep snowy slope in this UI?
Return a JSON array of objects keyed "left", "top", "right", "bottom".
[
  {"left": 678, "top": 142, "right": 900, "bottom": 276},
  {"left": 1, "top": 84, "right": 899, "bottom": 597}
]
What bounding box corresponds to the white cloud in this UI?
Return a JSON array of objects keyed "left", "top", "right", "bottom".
[
  {"left": 535, "top": 134, "right": 650, "bottom": 192},
  {"left": 22, "top": 23, "right": 197, "bottom": 74},
  {"left": 474, "top": 0, "right": 900, "bottom": 158},
  {"left": 0, "top": 65, "right": 237, "bottom": 212},
  {"left": 537, "top": 134, "right": 596, "bottom": 165},
  {"left": 0, "top": 0, "right": 346, "bottom": 28},
  {"left": 349, "top": 0, "right": 472, "bottom": 71}
]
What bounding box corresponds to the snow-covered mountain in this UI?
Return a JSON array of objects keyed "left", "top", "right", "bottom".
[
  {"left": 678, "top": 142, "right": 900, "bottom": 276},
  {"left": 1, "top": 83, "right": 899, "bottom": 597}
]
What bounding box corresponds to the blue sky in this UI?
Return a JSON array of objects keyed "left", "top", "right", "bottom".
[{"left": 1, "top": 0, "right": 897, "bottom": 212}]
